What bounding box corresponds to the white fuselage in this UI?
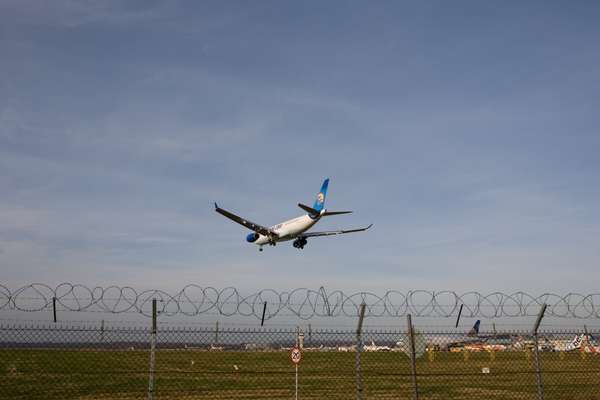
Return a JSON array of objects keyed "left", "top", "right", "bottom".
[
  {"left": 364, "top": 341, "right": 391, "bottom": 352},
  {"left": 254, "top": 214, "right": 320, "bottom": 246}
]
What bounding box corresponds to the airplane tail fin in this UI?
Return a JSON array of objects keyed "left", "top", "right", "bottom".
[
  {"left": 567, "top": 334, "right": 583, "bottom": 351},
  {"left": 300, "top": 178, "right": 352, "bottom": 216},
  {"left": 468, "top": 320, "right": 481, "bottom": 336},
  {"left": 312, "top": 178, "right": 329, "bottom": 212}
]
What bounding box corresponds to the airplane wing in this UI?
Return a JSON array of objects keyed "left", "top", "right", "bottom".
[
  {"left": 300, "top": 224, "right": 373, "bottom": 238},
  {"left": 214, "top": 203, "right": 277, "bottom": 237}
]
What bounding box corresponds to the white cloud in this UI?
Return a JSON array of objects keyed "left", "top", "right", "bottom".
[{"left": 0, "top": 1, "right": 172, "bottom": 28}]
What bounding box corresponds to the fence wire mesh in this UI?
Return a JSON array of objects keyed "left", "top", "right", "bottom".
[{"left": 1, "top": 323, "right": 599, "bottom": 399}]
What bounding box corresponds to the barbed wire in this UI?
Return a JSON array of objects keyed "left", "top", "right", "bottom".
[{"left": 1, "top": 283, "right": 599, "bottom": 320}]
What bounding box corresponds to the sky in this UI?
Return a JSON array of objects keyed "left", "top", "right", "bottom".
[{"left": 1, "top": 0, "right": 599, "bottom": 297}]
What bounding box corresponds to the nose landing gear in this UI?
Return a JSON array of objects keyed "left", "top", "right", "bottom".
[{"left": 293, "top": 237, "right": 308, "bottom": 249}]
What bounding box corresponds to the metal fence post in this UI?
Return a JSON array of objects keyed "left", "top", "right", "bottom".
[
  {"left": 52, "top": 297, "right": 57, "bottom": 323},
  {"left": 261, "top": 301, "right": 267, "bottom": 326},
  {"left": 532, "top": 304, "right": 547, "bottom": 400},
  {"left": 407, "top": 314, "right": 419, "bottom": 400},
  {"left": 148, "top": 299, "right": 157, "bottom": 400},
  {"left": 295, "top": 325, "right": 300, "bottom": 400},
  {"left": 356, "top": 303, "right": 366, "bottom": 400},
  {"left": 215, "top": 320, "right": 219, "bottom": 346},
  {"left": 455, "top": 304, "right": 463, "bottom": 328}
]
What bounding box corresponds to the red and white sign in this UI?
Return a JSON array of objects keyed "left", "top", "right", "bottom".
[{"left": 290, "top": 347, "right": 302, "bottom": 365}]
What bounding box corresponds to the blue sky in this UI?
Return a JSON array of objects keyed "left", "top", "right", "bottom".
[{"left": 1, "top": 1, "right": 599, "bottom": 294}]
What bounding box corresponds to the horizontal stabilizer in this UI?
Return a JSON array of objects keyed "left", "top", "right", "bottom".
[
  {"left": 298, "top": 203, "right": 320, "bottom": 215},
  {"left": 299, "top": 203, "right": 352, "bottom": 216},
  {"left": 323, "top": 210, "right": 352, "bottom": 216}
]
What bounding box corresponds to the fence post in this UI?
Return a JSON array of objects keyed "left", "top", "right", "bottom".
[
  {"left": 455, "top": 304, "right": 463, "bottom": 328},
  {"left": 261, "top": 301, "right": 267, "bottom": 327},
  {"left": 52, "top": 297, "right": 57, "bottom": 323},
  {"left": 407, "top": 314, "right": 419, "bottom": 400},
  {"left": 295, "top": 325, "right": 300, "bottom": 400},
  {"left": 532, "top": 303, "right": 547, "bottom": 400},
  {"left": 215, "top": 320, "right": 219, "bottom": 346},
  {"left": 147, "top": 299, "right": 157, "bottom": 400},
  {"left": 356, "top": 303, "right": 366, "bottom": 400}
]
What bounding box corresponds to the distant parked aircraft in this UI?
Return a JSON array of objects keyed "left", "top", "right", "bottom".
[
  {"left": 435, "top": 320, "right": 483, "bottom": 350},
  {"left": 363, "top": 340, "right": 392, "bottom": 352},
  {"left": 215, "top": 178, "right": 372, "bottom": 251},
  {"left": 566, "top": 333, "right": 600, "bottom": 353}
]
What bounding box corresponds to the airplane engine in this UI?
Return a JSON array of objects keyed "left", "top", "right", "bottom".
[{"left": 246, "top": 232, "right": 260, "bottom": 243}]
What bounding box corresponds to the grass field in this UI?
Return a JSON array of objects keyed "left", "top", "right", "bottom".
[{"left": 2, "top": 348, "right": 600, "bottom": 399}]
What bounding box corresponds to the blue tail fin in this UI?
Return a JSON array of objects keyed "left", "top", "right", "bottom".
[
  {"left": 468, "top": 320, "right": 481, "bottom": 336},
  {"left": 312, "top": 178, "right": 329, "bottom": 212}
]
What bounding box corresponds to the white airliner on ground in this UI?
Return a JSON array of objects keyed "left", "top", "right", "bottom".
[
  {"left": 565, "top": 333, "right": 600, "bottom": 353},
  {"left": 215, "top": 178, "right": 372, "bottom": 251},
  {"left": 363, "top": 341, "right": 392, "bottom": 352}
]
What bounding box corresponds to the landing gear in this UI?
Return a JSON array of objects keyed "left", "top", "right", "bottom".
[
  {"left": 293, "top": 237, "right": 307, "bottom": 249},
  {"left": 259, "top": 247, "right": 263, "bottom": 252}
]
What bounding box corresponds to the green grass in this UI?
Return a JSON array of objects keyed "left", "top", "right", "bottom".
[{"left": 1, "top": 349, "right": 599, "bottom": 399}]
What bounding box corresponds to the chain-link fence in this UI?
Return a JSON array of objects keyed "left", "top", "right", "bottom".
[{"left": 1, "top": 322, "right": 599, "bottom": 399}]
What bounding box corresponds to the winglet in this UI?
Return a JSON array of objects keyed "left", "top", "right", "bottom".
[{"left": 214, "top": 202, "right": 219, "bottom": 210}]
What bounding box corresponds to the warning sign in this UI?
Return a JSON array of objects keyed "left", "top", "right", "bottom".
[{"left": 290, "top": 347, "right": 302, "bottom": 365}]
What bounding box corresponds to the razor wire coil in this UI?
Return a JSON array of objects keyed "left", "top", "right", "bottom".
[{"left": 1, "top": 283, "right": 600, "bottom": 320}]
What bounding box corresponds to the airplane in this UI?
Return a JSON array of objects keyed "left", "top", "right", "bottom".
[
  {"left": 215, "top": 178, "right": 372, "bottom": 251},
  {"left": 565, "top": 333, "right": 600, "bottom": 353},
  {"left": 337, "top": 344, "right": 357, "bottom": 352},
  {"left": 363, "top": 340, "right": 392, "bottom": 352},
  {"left": 437, "top": 320, "right": 480, "bottom": 350},
  {"left": 435, "top": 320, "right": 513, "bottom": 351},
  {"left": 565, "top": 334, "right": 584, "bottom": 351}
]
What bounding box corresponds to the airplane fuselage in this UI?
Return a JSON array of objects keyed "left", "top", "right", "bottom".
[{"left": 253, "top": 214, "right": 320, "bottom": 246}]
